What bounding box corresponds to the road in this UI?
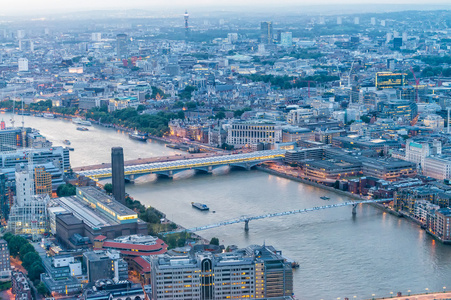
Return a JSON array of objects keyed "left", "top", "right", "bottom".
[{"left": 372, "top": 291, "right": 451, "bottom": 300}]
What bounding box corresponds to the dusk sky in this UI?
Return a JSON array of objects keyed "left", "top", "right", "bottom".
[{"left": 2, "top": 0, "right": 451, "bottom": 16}]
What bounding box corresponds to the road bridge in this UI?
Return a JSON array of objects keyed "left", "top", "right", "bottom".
[
  {"left": 163, "top": 199, "right": 392, "bottom": 235},
  {"left": 77, "top": 150, "right": 285, "bottom": 180}
]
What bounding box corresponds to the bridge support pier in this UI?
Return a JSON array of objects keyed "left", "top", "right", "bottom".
[
  {"left": 352, "top": 204, "right": 357, "bottom": 215},
  {"left": 244, "top": 219, "right": 249, "bottom": 231},
  {"left": 208, "top": 166, "right": 213, "bottom": 174}
]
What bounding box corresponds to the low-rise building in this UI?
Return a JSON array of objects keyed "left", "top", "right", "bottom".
[
  {"left": 11, "top": 271, "right": 31, "bottom": 300},
  {"left": 93, "top": 234, "right": 167, "bottom": 260},
  {"left": 361, "top": 158, "right": 417, "bottom": 181},
  {"left": 81, "top": 280, "right": 146, "bottom": 300},
  {"left": 423, "top": 155, "right": 451, "bottom": 180},
  {"left": 226, "top": 121, "right": 282, "bottom": 148},
  {"left": 83, "top": 250, "right": 128, "bottom": 283},
  {"left": 427, "top": 208, "right": 451, "bottom": 243}
]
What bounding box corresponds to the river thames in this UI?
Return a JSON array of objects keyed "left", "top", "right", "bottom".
[{"left": 9, "top": 112, "right": 451, "bottom": 300}]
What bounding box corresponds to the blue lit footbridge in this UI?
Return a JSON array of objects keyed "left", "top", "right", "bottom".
[
  {"left": 162, "top": 199, "right": 393, "bottom": 235},
  {"left": 77, "top": 150, "right": 285, "bottom": 181}
]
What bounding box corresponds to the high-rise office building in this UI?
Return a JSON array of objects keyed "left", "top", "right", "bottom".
[
  {"left": 91, "top": 33, "right": 101, "bottom": 42},
  {"left": 7, "top": 164, "right": 48, "bottom": 236},
  {"left": 151, "top": 245, "right": 293, "bottom": 300},
  {"left": 393, "top": 37, "right": 403, "bottom": 50},
  {"left": 34, "top": 166, "right": 52, "bottom": 197},
  {"left": 260, "top": 21, "right": 273, "bottom": 44},
  {"left": 0, "top": 239, "right": 10, "bottom": 282},
  {"left": 111, "top": 147, "right": 125, "bottom": 204},
  {"left": 116, "top": 34, "right": 128, "bottom": 60},
  {"left": 0, "top": 173, "right": 12, "bottom": 224},
  {"left": 18, "top": 58, "right": 28, "bottom": 72},
  {"left": 0, "top": 127, "right": 31, "bottom": 151},
  {"left": 280, "top": 32, "right": 293, "bottom": 47}
]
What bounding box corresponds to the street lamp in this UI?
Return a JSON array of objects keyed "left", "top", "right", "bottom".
[
  {"left": 425, "top": 288, "right": 429, "bottom": 294},
  {"left": 372, "top": 293, "right": 375, "bottom": 300},
  {"left": 390, "top": 292, "right": 393, "bottom": 298},
  {"left": 407, "top": 290, "right": 411, "bottom": 296},
  {"left": 444, "top": 286, "right": 447, "bottom": 293}
]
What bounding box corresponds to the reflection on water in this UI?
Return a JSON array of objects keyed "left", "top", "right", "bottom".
[{"left": 13, "top": 113, "right": 451, "bottom": 299}]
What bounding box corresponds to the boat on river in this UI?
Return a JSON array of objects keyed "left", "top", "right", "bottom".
[
  {"left": 192, "top": 202, "right": 209, "bottom": 211},
  {"left": 72, "top": 117, "right": 92, "bottom": 126},
  {"left": 129, "top": 130, "right": 147, "bottom": 142}
]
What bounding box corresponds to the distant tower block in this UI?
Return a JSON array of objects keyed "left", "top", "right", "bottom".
[
  {"left": 111, "top": 147, "right": 125, "bottom": 204},
  {"left": 184, "top": 10, "right": 189, "bottom": 38}
]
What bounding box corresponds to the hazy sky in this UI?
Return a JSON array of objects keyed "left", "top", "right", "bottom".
[{"left": 2, "top": 0, "right": 451, "bottom": 16}]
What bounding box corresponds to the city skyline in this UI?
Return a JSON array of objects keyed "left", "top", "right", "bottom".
[{"left": 2, "top": 0, "right": 451, "bottom": 16}]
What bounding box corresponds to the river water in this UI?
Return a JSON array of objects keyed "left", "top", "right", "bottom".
[{"left": 9, "top": 112, "right": 451, "bottom": 300}]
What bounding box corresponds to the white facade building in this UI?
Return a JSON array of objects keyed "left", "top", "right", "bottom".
[
  {"left": 226, "top": 122, "right": 282, "bottom": 148},
  {"left": 414, "top": 200, "right": 439, "bottom": 225},
  {"left": 404, "top": 139, "right": 442, "bottom": 170},
  {"left": 7, "top": 165, "right": 48, "bottom": 236},
  {"left": 287, "top": 108, "right": 314, "bottom": 125},
  {"left": 18, "top": 58, "right": 28, "bottom": 72},
  {"left": 423, "top": 114, "right": 444, "bottom": 131},
  {"left": 423, "top": 156, "right": 451, "bottom": 180}
]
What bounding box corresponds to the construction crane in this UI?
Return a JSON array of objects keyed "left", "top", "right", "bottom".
[{"left": 293, "top": 79, "right": 315, "bottom": 98}]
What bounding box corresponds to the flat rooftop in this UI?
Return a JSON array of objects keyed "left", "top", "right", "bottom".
[
  {"left": 54, "top": 196, "right": 115, "bottom": 229},
  {"left": 77, "top": 186, "right": 137, "bottom": 219}
]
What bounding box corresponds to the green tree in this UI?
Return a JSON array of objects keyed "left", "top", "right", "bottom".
[
  {"left": 8, "top": 235, "right": 27, "bottom": 257},
  {"left": 103, "top": 183, "right": 113, "bottom": 194},
  {"left": 28, "top": 261, "right": 44, "bottom": 282},
  {"left": 137, "top": 104, "right": 146, "bottom": 112},
  {"left": 177, "top": 111, "right": 185, "bottom": 119},
  {"left": 173, "top": 101, "right": 184, "bottom": 109},
  {"left": 179, "top": 86, "right": 197, "bottom": 100},
  {"left": 360, "top": 115, "right": 371, "bottom": 124},
  {"left": 19, "top": 243, "right": 35, "bottom": 261},
  {"left": 22, "top": 252, "right": 41, "bottom": 269},
  {"left": 214, "top": 111, "right": 226, "bottom": 119},
  {"left": 209, "top": 237, "right": 220, "bottom": 246},
  {"left": 185, "top": 101, "right": 197, "bottom": 109},
  {"left": 2, "top": 232, "right": 13, "bottom": 243},
  {"left": 56, "top": 184, "right": 76, "bottom": 197},
  {"left": 36, "top": 282, "right": 49, "bottom": 296}
]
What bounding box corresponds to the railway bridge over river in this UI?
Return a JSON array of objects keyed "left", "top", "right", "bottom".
[{"left": 77, "top": 150, "right": 286, "bottom": 181}]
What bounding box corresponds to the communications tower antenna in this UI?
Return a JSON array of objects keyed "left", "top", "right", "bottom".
[{"left": 184, "top": 10, "right": 189, "bottom": 38}]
